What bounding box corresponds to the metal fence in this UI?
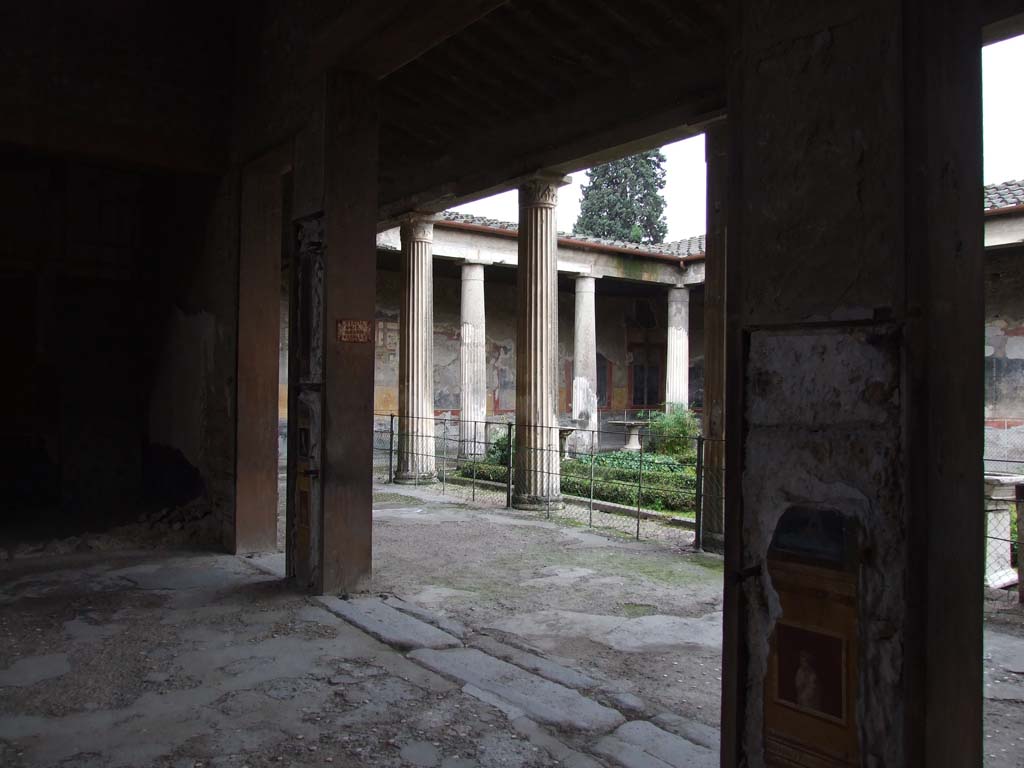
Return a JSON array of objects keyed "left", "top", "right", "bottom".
[
  {"left": 372, "top": 412, "right": 724, "bottom": 548},
  {"left": 983, "top": 423, "right": 1024, "bottom": 602}
]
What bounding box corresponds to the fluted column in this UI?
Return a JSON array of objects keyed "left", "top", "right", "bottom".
[
  {"left": 665, "top": 286, "right": 690, "bottom": 410},
  {"left": 459, "top": 262, "right": 487, "bottom": 457},
  {"left": 395, "top": 214, "right": 437, "bottom": 483},
  {"left": 513, "top": 173, "right": 569, "bottom": 509},
  {"left": 571, "top": 275, "right": 598, "bottom": 454}
]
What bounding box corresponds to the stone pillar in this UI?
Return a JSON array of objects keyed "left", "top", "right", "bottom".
[
  {"left": 235, "top": 147, "right": 290, "bottom": 554},
  {"left": 513, "top": 173, "right": 569, "bottom": 510},
  {"left": 395, "top": 214, "right": 437, "bottom": 483},
  {"left": 721, "top": 5, "right": 983, "bottom": 766},
  {"left": 571, "top": 275, "right": 598, "bottom": 453},
  {"left": 319, "top": 69, "right": 378, "bottom": 594},
  {"left": 459, "top": 263, "right": 487, "bottom": 457},
  {"left": 664, "top": 286, "right": 690, "bottom": 409},
  {"left": 701, "top": 123, "right": 727, "bottom": 552}
]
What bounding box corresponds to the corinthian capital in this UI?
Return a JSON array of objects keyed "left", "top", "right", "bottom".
[
  {"left": 519, "top": 172, "right": 572, "bottom": 209},
  {"left": 398, "top": 212, "right": 440, "bottom": 243}
]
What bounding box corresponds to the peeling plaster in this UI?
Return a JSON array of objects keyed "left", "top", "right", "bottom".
[
  {"left": 1005, "top": 337, "right": 1024, "bottom": 360},
  {"left": 742, "top": 325, "right": 903, "bottom": 767}
]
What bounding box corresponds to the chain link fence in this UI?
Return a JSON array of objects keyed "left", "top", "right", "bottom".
[
  {"left": 372, "top": 412, "right": 723, "bottom": 548},
  {"left": 983, "top": 422, "right": 1024, "bottom": 603}
]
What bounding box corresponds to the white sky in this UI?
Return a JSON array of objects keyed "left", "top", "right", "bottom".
[{"left": 453, "top": 34, "right": 1024, "bottom": 242}]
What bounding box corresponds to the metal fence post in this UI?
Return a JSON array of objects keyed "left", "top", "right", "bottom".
[
  {"left": 388, "top": 414, "right": 396, "bottom": 483},
  {"left": 636, "top": 433, "right": 643, "bottom": 541},
  {"left": 589, "top": 430, "right": 596, "bottom": 528},
  {"left": 441, "top": 416, "right": 448, "bottom": 495},
  {"left": 694, "top": 434, "right": 705, "bottom": 551},
  {"left": 505, "top": 422, "right": 514, "bottom": 508},
  {"left": 472, "top": 429, "right": 478, "bottom": 503},
  {"left": 1017, "top": 484, "right": 1023, "bottom": 605},
  {"left": 546, "top": 447, "right": 551, "bottom": 520}
]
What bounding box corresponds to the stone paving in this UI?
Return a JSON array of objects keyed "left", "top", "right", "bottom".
[
  {"left": 0, "top": 549, "right": 719, "bottom": 768},
  {"left": 2, "top": 487, "right": 1023, "bottom": 767}
]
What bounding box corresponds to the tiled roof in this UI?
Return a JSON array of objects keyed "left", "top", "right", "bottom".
[
  {"left": 658, "top": 235, "right": 706, "bottom": 258},
  {"left": 439, "top": 210, "right": 518, "bottom": 233},
  {"left": 985, "top": 180, "right": 1024, "bottom": 211},
  {"left": 439, "top": 211, "right": 706, "bottom": 258}
]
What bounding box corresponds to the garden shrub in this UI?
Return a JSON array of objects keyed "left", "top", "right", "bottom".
[
  {"left": 644, "top": 407, "right": 701, "bottom": 460},
  {"left": 455, "top": 432, "right": 699, "bottom": 515},
  {"left": 561, "top": 452, "right": 696, "bottom": 513}
]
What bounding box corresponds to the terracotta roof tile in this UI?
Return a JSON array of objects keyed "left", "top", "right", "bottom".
[{"left": 985, "top": 179, "right": 1024, "bottom": 211}]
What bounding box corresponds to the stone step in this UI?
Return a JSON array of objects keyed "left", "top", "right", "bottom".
[
  {"left": 384, "top": 596, "right": 468, "bottom": 639},
  {"left": 315, "top": 597, "right": 463, "bottom": 651},
  {"left": 649, "top": 713, "right": 720, "bottom": 753},
  {"left": 593, "top": 721, "right": 717, "bottom": 768},
  {"left": 470, "top": 635, "right": 599, "bottom": 690},
  {"left": 409, "top": 647, "right": 625, "bottom": 734}
]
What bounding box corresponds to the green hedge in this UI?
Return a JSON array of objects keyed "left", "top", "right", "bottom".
[
  {"left": 456, "top": 451, "right": 697, "bottom": 514},
  {"left": 561, "top": 456, "right": 696, "bottom": 513},
  {"left": 458, "top": 461, "right": 508, "bottom": 483}
]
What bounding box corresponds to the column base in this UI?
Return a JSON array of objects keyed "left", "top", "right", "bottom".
[
  {"left": 512, "top": 493, "right": 564, "bottom": 511},
  {"left": 700, "top": 531, "right": 725, "bottom": 554},
  {"left": 393, "top": 472, "right": 437, "bottom": 485}
]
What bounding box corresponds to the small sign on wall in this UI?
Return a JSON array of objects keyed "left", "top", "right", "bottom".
[{"left": 336, "top": 319, "right": 372, "bottom": 344}]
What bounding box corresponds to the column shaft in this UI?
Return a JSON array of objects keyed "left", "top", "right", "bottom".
[
  {"left": 319, "top": 70, "right": 377, "bottom": 594},
  {"left": 459, "top": 263, "right": 487, "bottom": 457},
  {"left": 702, "top": 124, "right": 727, "bottom": 550},
  {"left": 395, "top": 216, "right": 436, "bottom": 482},
  {"left": 665, "top": 287, "right": 690, "bottom": 409},
  {"left": 572, "top": 276, "right": 598, "bottom": 453},
  {"left": 513, "top": 174, "right": 568, "bottom": 509}
]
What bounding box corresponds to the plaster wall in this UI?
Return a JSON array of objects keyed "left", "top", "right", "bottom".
[
  {"left": 0, "top": 158, "right": 237, "bottom": 541},
  {"left": 984, "top": 246, "right": 1024, "bottom": 467},
  {"left": 985, "top": 213, "right": 1024, "bottom": 248},
  {"left": 370, "top": 263, "right": 704, "bottom": 429}
]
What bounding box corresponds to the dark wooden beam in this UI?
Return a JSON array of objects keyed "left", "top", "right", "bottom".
[
  {"left": 305, "top": 0, "right": 510, "bottom": 81},
  {"left": 378, "top": 45, "right": 726, "bottom": 220},
  {"left": 982, "top": 2, "right": 1024, "bottom": 43}
]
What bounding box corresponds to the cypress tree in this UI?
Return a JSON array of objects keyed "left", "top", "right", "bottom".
[{"left": 574, "top": 149, "right": 668, "bottom": 244}]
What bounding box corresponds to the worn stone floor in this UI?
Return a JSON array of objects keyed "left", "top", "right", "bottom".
[
  {"left": 1, "top": 485, "right": 1022, "bottom": 767},
  {"left": 364, "top": 485, "right": 725, "bottom": 727},
  {"left": 363, "top": 485, "right": 1024, "bottom": 768},
  {"left": 0, "top": 549, "right": 718, "bottom": 767}
]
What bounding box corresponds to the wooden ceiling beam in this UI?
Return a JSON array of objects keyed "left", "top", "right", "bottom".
[
  {"left": 588, "top": 0, "right": 668, "bottom": 51},
  {"left": 423, "top": 42, "right": 537, "bottom": 116},
  {"left": 982, "top": 0, "right": 1024, "bottom": 41},
  {"left": 507, "top": 3, "right": 619, "bottom": 79},
  {"left": 305, "top": 0, "right": 510, "bottom": 81},
  {"left": 457, "top": 15, "right": 577, "bottom": 97},
  {"left": 540, "top": 0, "right": 631, "bottom": 69},
  {"left": 378, "top": 44, "right": 726, "bottom": 221}
]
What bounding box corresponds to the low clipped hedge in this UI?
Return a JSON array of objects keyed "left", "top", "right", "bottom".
[
  {"left": 458, "top": 461, "right": 508, "bottom": 484},
  {"left": 561, "top": 455, "right": 696, "bottom": 513},
  {"left": 456, "top": 450, "right": 697, "bottom": 514}
]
